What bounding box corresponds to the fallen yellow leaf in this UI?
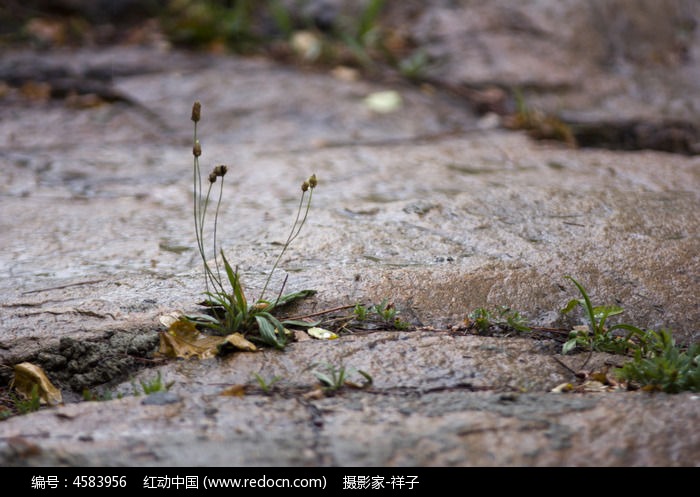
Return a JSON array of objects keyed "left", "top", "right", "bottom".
[
  {"left": 11, "top": 362, "right": 63, "bottom": 406},
  {"left": 551, "top": 382, "right": 574, "bottom": 393},
  {"left": 307, "top": 327, "right": 338, "bottom": 340},
  {"left": 219, "top": 333, "right": 258, "bottom": 353}
]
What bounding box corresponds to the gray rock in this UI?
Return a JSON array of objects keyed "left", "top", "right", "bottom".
[
  {"left": 0, "top": 1, "right": 698, "bottom": 466},
  {"left": 141, "top": 391, "right": 181, "bottom": 406}
]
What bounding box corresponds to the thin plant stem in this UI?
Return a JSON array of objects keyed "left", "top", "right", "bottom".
[
  {"left": 288, "top": 189, "right": 314, "bottom": 247},
  {"left": 212, "top": 176, "right": 225, "bottom": 286},
  {"left": 201, "top": 182, "right": 225, "bottom": 295},
  {"left": 189, "top": 102, "right": 317, "bottom": 347},
  {"left": 193, "top": 122, "right": 224, "bottom": 297},
  {"left": 192, "top": 123, "right": 209, "bottom": 295},
  {"left": 272, "top": 274, "right": 289, "bottom": 308},
  {"left": 259, "top": 188, "right": 313, "bottom": 302},
  {"left": 201, "top": 182, "right": 214, "bottom": 291}
]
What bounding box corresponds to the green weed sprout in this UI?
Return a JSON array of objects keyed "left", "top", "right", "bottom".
[
  {"left": 190, "top": 101, "right": 317, "bottom": 349},
  {"left": 353, "top": 302, "right": 369, "bottom": 321},
  {"left": 130, "top": 372, "right": 172, "bottom": 396},
  {"left": 561, "top": 276, "right": 646, "bottom": 354},
  {"left": 372, "top": 299, "right": 410, "bottom": 330},
  {"left": 12, "top": 385, "right": 41, "bottom": 415},
  {"left": 616, "top": 329, "right": 699, "bottom": 393},
  {"left": 1, "top": 387, "right": 41, "bottom": 418},
  {"left": 139, "top": 372, "right": 172, "bottom": 395},
  {"left": 561, "top": 277, "right": 699, "bottom": 392},
  {"left": 372, "top": 298, "right": 397, "bottom": 323},
  {"left": 310, "top": 362, "right": 373, "bottom": 393},
  {"left": 351, "top": 299, "right": 409, "bottom": 330},
  {"left": 467, "top": 306, "right": 531, "bottom": 334},
  {"left": 329, "top": 0, "right": 386, "bottom": 67},
  {"left": 253, "top": 373, "right": 282, "bottom": 394}
]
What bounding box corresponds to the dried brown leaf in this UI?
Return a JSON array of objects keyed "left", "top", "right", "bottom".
[
  {"left": 159, "top": 331, "right": 223, "bottom": 359},
  {"left": 220, "top": 384, "right": 247, "bottom": 397},
  {"left": 158, "top": 319, "right": 222, "bottom": 359}
]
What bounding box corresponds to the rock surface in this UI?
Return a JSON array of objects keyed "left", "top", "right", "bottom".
[{"left": 1, "top": 1, "right": 699, "bottom": 467}]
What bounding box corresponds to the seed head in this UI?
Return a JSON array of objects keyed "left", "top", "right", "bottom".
[
  {"left": 208, "top": 172, "right": 217, "bottom": 183},
  {"left": 301, "top": 181, "right": 309, "bottom": 192},
  {"left": 193, "top": 140, "right": 202, "bottom": 157},
  {"left": 213, "top": 164, "right": 228, "bottom": 177},
  {"left": 308, "top": 174, "right": 317, "bottom": 188},
  {"left": 191, "top": 101, "right": 201, "bottom": 123}
]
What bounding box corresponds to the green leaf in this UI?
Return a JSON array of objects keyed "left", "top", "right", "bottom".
[
  {"left": 259, "top": 311, "right": 282, "bottom": 329},
  {"left": 255, "top": 315, "right": 284, "bottom": 349},
  {"left": 564, "top": 276, "right": 600, "bottom": 335},
  {"left": 357, "top": 369, "right": 373, "bottom": 386},
  {"left": 261, "top": 312, "right": 288, "bottom": 347},
  {"left": 202, "top": 291, "right": 227, "bottom": 307},
  {"left": 220, "top": 250, "right": 247, "bottom": 311},
  {"left": 561, "top": 298, "right": 583, "bottom": 315},
  {"left": 281, "top": 319, "right": 322, "bottom": 328},
  {"left": 232, "top": 312, "right": 243, "bottom": 331},
  {"left": 273, "top": 289, "right": 317, "bottom": 308},
  {"left": 185, "top": 313, "right": 221, "bottom": 324},
  {"left": 334, "top": 367, "right": 346, "bottom": 386},
  {"left": 592, "top": 305, "right": 624, "bottom": 321},
  {"left": 609, "top": 323, "right": 645, "bottom": 337},
  {"left": 562, "top": 338, "right": 578, "bottom": 355},
  {"left": 314, "top": 372, "right": 334, "bottom": 388}
]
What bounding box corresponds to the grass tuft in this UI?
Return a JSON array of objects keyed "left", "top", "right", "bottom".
[{"left": 187, "top": 101, "right": 317, "bottom": 349}]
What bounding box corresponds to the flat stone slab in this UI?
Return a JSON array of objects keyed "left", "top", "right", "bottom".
[
  {"left": 2, "top": 331, "right": 699, "bottom": 467},
  {"left": 2, "top": 385, "right": 698, "bottom": 467},
  {"left": 0, "top": 46, "right": 698, "bottom": 466}
]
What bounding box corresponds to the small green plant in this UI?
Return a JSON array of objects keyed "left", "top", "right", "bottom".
[
  {"left": 162, "top": 0, "right": 261, "bottom": 52},
  {"left": 347, "top": 299, "right": 410, "bottom": 330},
  {"left": 398, "top": 49, "right": 431, "bottom": 80},
  {"left": 130, "top": 372, "right": 173, "bottom": 397},
  {"left": 508, "top": 89, "right": 576, "bottom": 147},
  {"left": 372, "top": 298, "right": 397, "bottom": 322},
  {"left": 13, "top": 384, "right": 41, "bottom": 415},
  {"left": 353, "top": 302, "right": 369, "bottom": 321},
  {"left": 391, "top": 318, "right": 410, "bottom": 330},
  {"left": 559, "top": 277, "right": 698, "bottom": 393},
  {"left": 83, "top": 379, "right": 167, "bottom": 402},
  {"left": 253, "top": 373, "right": 281, "bottom": 394},
  {"left": 188, "top": 101, "right": 317, "bottom": 349},
  {"left": 467, "top": 306, "right": 531, "bottom": 334},
  {"left": 313, "top": 363, "right": 347, "bottom": 392},
  {"left": 140, "top": 372, "right": 173, "bottom": 395},
  {"left": 268, "top": 0, "right": 293, "bottom": 38},
  {"left": 328, "top": 0, "right": 387, "bottom": 67},
  {"left": 561, "top": 276, "right": 644, "bottom": 354},
  {"left": 352, "top": 0, "right": 385, "bottom": 48},
  {"left": 310, "top": 362, "right": 372, "bottom": 393},
  {"left": 372, "top": 299, "right": 409, "bottom": 330},
  {"left": 615, "top": 330, "right": 699, "bottom": 393}
]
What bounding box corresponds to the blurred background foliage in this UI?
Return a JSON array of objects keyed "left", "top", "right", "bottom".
[
  {"left": 0, "top": 0, "right": 397, "bottom": 66},
  {"left": 3, "top": 1, "right": 426, "bottom": 91},
  {"left": 1, "top": 0, "right": 697, "bottom": 154},
  {"left": 1, "top": 0, "right": 694, "bottom": 74}
]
